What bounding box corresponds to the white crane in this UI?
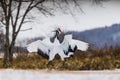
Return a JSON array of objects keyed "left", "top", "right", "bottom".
[
  {"left": 27, "top": 28, "right": 89, "bottom": 66},
  {"left": 27, "top": 28, "right": 61, "bottom": 58}
]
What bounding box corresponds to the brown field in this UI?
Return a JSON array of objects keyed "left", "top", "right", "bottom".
[{"left": 0, "top": 46, "right": 120, "bottom": 70}]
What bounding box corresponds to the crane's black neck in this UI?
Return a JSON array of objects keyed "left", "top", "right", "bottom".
[
  {"left": 50, "top": 30, "right": 59, "bottom": 43},
  {"left": 55, "top": 30, "right": 59, "bottom": 40}
]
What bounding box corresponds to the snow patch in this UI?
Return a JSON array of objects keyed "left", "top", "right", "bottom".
[{"left": 0, "top": 69, "right": 120, "bottom": 80}]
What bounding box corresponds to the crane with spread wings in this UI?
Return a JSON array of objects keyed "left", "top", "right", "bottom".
[{"left": 27, "top": 28, "right": 89, "bottom": 67}]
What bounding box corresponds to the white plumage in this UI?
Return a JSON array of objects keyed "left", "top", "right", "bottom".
[
  {"left": 27, "top": 28, "right": 89, "bottom": 67},
  {"left": 70, "top": 39, "right": 89, "bottom": 51},
  {"left": 27, "top": 28, "right": 89, "bottom": 65},
  {"left": 27, "top": 39, "right": 50, "bottom": 56}
]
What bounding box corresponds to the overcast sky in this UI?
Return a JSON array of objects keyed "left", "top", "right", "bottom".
[{"left": 17, "top": 0, "right": 120, "bottom": 40}]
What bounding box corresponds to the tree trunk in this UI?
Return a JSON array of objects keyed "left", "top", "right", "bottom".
[
  {"left": 3, "top": 44, "right": 10, "bottom": 67},
  {"left": 3, "top": 15, "right": 11, "bottom": 67},
  {"left": 3, "top": 42, "right": 14, "bottom": 67},
  {"left": 9, "top": 44, "right": 14, "bottom": 62}
]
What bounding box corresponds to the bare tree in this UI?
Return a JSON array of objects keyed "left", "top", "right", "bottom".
[
  {"left": 0, "top": 23, "right": 4, "bottom": 52},
  {"left": 0, "top": 0, "right": 46, "bottom": 67}
]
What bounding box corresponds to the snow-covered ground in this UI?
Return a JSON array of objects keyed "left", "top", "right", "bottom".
[
  {"left": 0, "top": 53, "right": 17, "bottom": 58},
  {"left": 0, "top": 69, "right": 120, "bottom": 80}
]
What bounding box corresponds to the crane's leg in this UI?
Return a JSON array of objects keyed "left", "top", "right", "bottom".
[
  {"left": 47, "top": 61, "right": 53, "bottom": 67},
  {"left": 60, "top": 56, "right": 65, "bottom": 69},
  {"left": 62, "top": 60, "right": 65, "bottom": 67},
  {"left": 47, "top": 61, "right": 53, "bottom": 70},
  {"left": 59, "top": 61, "right": 65, "bottom": 70},
  {"left": 47, "top": 53, "right": 56, "bottom": 69}
]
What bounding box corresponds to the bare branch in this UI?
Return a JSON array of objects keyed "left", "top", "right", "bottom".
[
  {"left": 13, "top": 0, "right": 22, "bottom": 28},
  {"left": 92, "top": 0, "right": 109, "bottom": 4},
  {"left": 13, "top": 0, "right": 32, "bottom": 2},
  {"left": 1, "top": 20, "right": 6, "bottom": 25},
  {"left": 29, "top": 0, "right": 45, "bottom": 10},
  {"left": 16, "top": 0, "right": 45, "bottom": 36},
  {"left": 15, "top": 0, "right": 34, "bottom": 35},
  {"left": 0, "top": 13, "right": 6, "bottom": 25},
  {"left": 63, "top": 0, "right": 69, "bottom": 4},
  {"left": 10, "top": 13, "right": 14, "bottom": 27},
  {"left": 0, "top": 0, "right": 7, "bottom": 16},
  {"left": 20, "top": 27, "right": 32, "bottom": 31},
  {"left": 36, "top": 6, "right": 54, "bottom": 16},
  {"left": 72, "top": 0, "right": 84, "bottom": 13},
  {"left": 23, "top": 20, "right": 33, "bottom": 24}
]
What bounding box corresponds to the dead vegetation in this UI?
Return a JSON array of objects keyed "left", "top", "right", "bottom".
[{"left": 0, "top": 46, "right": 120, "bottom": 70}]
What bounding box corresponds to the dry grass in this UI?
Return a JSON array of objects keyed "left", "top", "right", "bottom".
[{"left": 0, "top": 46, "right": 120, "bottom": 70}]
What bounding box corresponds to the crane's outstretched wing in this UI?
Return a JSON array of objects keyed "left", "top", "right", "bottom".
[
  {"left": 27, "top": 38, "right": 53, "bottom": 57},
  {"left": 27, "top": 40, "right": 42, "bottom": 53},
  {"left": 41, "top": 38, "right": 54, "bottom": 48},
  {"left": 60, "top": 34, "right": 72, "bottom": 54},
  {"left": 69, "top": 39, "right": 89, "bottom": 51},
  {"left": 60, "top": 34, "right": 89, "bottom": 53}
]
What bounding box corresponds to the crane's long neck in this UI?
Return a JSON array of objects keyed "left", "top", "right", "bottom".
[
  {"left": 52, "top": 31, "right": 59, "bottom": 43},
  {"left": 55, "top": 31, "right": 59, "bottom": 40},
  {"left": 50, "top": 31, "right": 59, "bottom": 43},
  {"left": 52, "top": 30, "right": 64, "bottom": 43},
  {"left": 56, "top": 31, "right": 65, "bottom": 43}
]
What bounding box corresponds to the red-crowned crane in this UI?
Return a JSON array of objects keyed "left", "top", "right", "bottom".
[{"left": 27, "top": 28, "right": 89, "bottom": 67}]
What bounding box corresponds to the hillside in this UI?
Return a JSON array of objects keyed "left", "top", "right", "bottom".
[{"left": 66, "top": 24, "right": 120, "bottom": 48}]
